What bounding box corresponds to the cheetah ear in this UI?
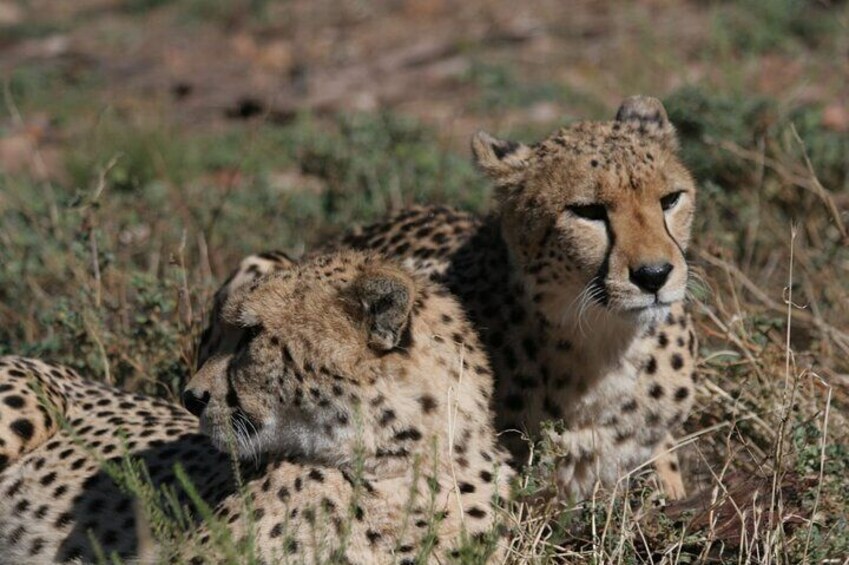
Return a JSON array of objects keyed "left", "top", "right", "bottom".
[
  {"left": 614, "top": 96, "right": 678, "bottom": 150},
  {"left": 219, "top": 252, "right": 299, "bottom": 328},
  {"left": 349, "top": 268, "right": 415, "bottom": 352},
  {"left": 471, "top": 131, "right": 532, "bottom": 186}
]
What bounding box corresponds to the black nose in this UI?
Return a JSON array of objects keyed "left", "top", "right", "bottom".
[
  {"left": 629, "top": 263, "right": 673, "bottom": 294},
  {"left": 183, "top": 389, "right": 210, "bottom": 417}
]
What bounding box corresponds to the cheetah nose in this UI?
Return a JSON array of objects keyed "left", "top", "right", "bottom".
[
  {"left": 183, "top": 388, "right": 211, "bottom": 417},
  {"left": 629, "top": 262, "right": 673, "bottom": 294}
]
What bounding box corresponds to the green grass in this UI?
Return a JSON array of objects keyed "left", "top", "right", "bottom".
[
  {"left": 710, "top": 0, "right": 844, "bottom": 55},
  {"left": 0, "top": 110, "right": 491, "bottom": 399}
]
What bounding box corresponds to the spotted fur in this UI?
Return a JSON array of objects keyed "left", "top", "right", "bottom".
[
  {"left": 0, "top": 251, "right": 512, "bottom": 563},
  {"left": 204, "top": 96, "right": 699, "bottom": 501}
]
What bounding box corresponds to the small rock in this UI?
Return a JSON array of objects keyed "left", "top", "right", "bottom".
[
  {"left": 822, "top": 102, "right": 849, "bottom": 133},
  {"left": 0, "top": 1, "right": 23, "bottom": 26}
]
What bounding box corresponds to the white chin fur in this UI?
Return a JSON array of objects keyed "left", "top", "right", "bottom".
[
  {"left": 264, "top": 416, "right": 352, "bottom": 466},
  {"left": 630, "top": 304, "right": 670, "bottom": 327},
  {"left": 200, "top": 413, "right": 270, "bottom": 460},
  {"left": 205, "top": 413, "right": 347, "bottom": 464}
]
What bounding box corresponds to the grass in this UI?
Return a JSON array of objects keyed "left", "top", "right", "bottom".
[{"left": 2, "top": 0, "right": 848, "bottom": 562}]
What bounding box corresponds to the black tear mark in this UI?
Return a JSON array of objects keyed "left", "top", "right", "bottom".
[{"left": 588, "top": 215, "right": 616, "bottom": 306}]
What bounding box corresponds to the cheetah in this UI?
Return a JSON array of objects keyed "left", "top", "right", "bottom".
[
  {"left": 0, "top": 357, "right": 225, "bottom": 563},
  {"left": 205, "top": 96, "right": 699, "bottom": 502},
  {"left": 0, "top": 251, "right": 512, "bottom": 563}
]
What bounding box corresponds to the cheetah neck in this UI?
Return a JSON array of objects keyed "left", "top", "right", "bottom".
[
  {"left": 553, "top": 305, "right": 645, "bottom": 372},
  {"left": 360, "top": 434, "right": 511, "bottom": 537},
  {"left": 362, "top": 421, "right": 509, "bottom": 484}
]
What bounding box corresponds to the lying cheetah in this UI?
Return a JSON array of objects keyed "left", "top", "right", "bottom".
[
  {"left": 205, "top": 96, "right": 698, "bottom": 501},
  {"left": 0, "top": 251, "right": 512, "bottom": 563}
]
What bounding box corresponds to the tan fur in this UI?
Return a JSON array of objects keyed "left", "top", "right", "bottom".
[
  {"left": 204, "top": 96, "right": 699, "bottom": 502},
  {"left": 0, "top": 252, "right": 511, "bottom": 563},
  {"left": 0, "top": 356, "right": 218, "bottom": 563},
  {"left": 0, "top": 359, "right": 69, "bottom": 470}
]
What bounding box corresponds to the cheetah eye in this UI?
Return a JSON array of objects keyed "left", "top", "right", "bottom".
[
  {"left": 567, "top": 203, "right": 607, "bottom": 222},
  {"left": 660, "top": 191, "right": 684, "bottom": 212}
]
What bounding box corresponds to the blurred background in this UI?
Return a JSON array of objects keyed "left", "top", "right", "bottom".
[{"left": 1, "top": 1, "right": 848, "bottom": 560}]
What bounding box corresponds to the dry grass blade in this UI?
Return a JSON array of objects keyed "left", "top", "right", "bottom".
[
  {"left": 698, "top": 250, "right": 849, "bottom": 360},
  {"left": 705, "top": 136, "right": 848, "bottom": 242}
]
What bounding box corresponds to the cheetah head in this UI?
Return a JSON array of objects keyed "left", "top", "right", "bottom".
[
  {"left": 184, "top": 251, "right": 493, "bottom": 471},
  {"left": 472, "top": 96, "right": 696, "bottom": 329}
]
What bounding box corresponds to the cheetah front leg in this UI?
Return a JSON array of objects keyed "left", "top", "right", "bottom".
[
  {"left": 653, "top": 433, "right": 686, "bottom": 500},
  {"left": 545, "top": 428, "right": 686, "bottom": 502},
  {"left": 544, "top": 427, "right": 614, "bottom": 502}
]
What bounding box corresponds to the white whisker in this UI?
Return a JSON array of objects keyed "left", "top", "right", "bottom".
[{"left": 574, "top": 283, "right": 605, "bottom": 337}]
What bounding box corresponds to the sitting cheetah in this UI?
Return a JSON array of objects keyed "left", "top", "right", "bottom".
[
  {"left": 205, "top": 96, "right": 698, "bottom": 501},
  {"left": 0, "top": 251, "right": 512, "bottom": 563}
]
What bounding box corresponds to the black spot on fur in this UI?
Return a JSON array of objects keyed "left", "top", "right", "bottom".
[
  {"left": 394, "top": 428, "right": 422, "bottom": 441},
  {"left": 29, "top": 538, "right": 45, "bottom": 556},
  {"left": 649, "top": 384, "right": 664, "bottom": 399},
  {"left": 11, "top": 419, "right": 34, "bottom": 441},
  {"left": 4, "top": 395, "right": 24, "bottom": 408},
  {"left": 493, "top": 140, "right": 520, "bottom": 160},
  {"left": 419, "top": 395, "right": 437, "bottom": 414},
  {"left": 645, "top": 356, "right": 657, "bottom": 375},
  {"left": 459, "top": 482, "right": 476, "bottom": 494},
  {"left": 615, "top": 429, "right": 634, "bottom": 443},
  {"left": 366, "top": 529, "right": 382, "bottom": 544},
  {"left": 379, "top": 409, "right": 396, "bottom": 426},
  {"left": 277, "top": 486, "right": 290, "bottom": 501},
  {"left": 55, "top": 511, "right": 74, "bottom": 528}
]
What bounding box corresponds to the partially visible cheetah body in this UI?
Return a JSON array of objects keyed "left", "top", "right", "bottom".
[
  {"left": 0, "top": 251, "right": 512, "bottom": 563},
  {"left": 207, "top": 96, "right": 699, "bottom": 501},
  {"left": 0, "top": 357, "right": 227, "bottom": 563}
]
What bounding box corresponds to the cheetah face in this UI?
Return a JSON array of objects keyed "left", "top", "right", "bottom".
[
  {"left": 183, "top": 252, "right": 419, "bottom": 466},
  {"left": 472, "top": 96, "right": 696, "bottom": 328}
]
